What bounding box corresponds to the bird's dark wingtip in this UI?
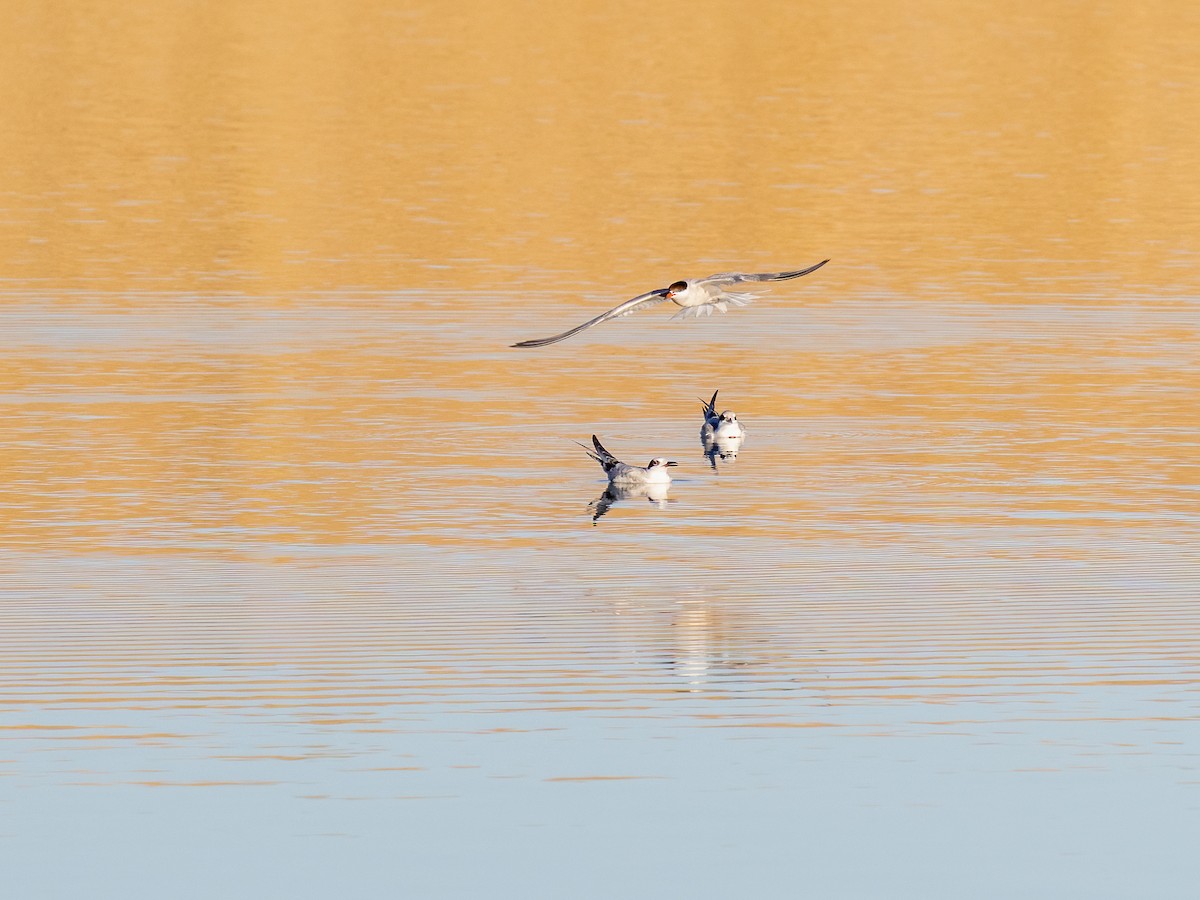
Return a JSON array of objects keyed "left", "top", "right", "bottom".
[
  {"left": 512, "top": 333, "right": 569, "bottom": 348},
  {"left": 770, "top": 259, "right": 828, "bottom": 281}
]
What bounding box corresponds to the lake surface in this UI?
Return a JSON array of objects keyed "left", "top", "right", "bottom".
[{"left": 2, "top": 2, "right": 1198, "bottom": 897}]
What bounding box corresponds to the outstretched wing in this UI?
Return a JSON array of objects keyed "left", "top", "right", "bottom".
[
  {"left": 511, "top": 288, "right": 671, "bottom": 348},
  {"left": 699, "top": 390, "right": 719, "bottom": 423},
  {"left": 703, "top": 259, "right": 829, "bottom": 286}
]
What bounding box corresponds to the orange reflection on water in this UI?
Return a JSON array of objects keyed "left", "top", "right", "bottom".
[{"left": 0, "top": 1, "right": 1197, "bottom": 292}]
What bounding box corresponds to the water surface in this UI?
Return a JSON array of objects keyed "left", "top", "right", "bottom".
[{"left": 1, "top": 2, "right": 1199, "bottom": 897}]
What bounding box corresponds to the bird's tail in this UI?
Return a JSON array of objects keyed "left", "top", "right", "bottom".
[
  {"left": 670, "top": 293, "right": 757, "bottom": 320},
  {"left": 577, "top": 435, "right": 619, "bottom": 473},
  {"left": 574, "top": 439, "right": 602, "bottom": 465}
]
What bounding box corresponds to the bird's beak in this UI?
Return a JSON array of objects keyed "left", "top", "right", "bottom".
[{"left": 666, "top": 461, "right": 679, "bottom": 467}]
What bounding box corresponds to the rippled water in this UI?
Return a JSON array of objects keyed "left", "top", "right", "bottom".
[{"left": 3, "top": 1, "right": 1200, "bottom": 897}]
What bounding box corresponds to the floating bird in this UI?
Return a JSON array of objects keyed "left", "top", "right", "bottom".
[
  {"left": 700, "top": 390, "right": 746, "bottom": 442},
  {"left": 511, "top": 260, "right": 829, "bottom": 348},
  {"left": 578, "top": 435, "right": 677, "bottom": 485},
  {"left": 700, "top": 390, "right": 746, "bottom": 471}
]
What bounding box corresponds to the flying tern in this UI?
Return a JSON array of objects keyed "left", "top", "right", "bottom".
[
  {"left": 578, "top": 435, "right": 677, "bottom": 485},
  {"left": 511, "top": 259, "right": 829, "bottom": 348}
]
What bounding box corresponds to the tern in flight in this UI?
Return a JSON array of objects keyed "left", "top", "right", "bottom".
[
  {"left": 511, "top": 259, "right": 829, "bottom": 348},
  {"left": 578, "top": 435, "right": 677, "bottom": 485}
]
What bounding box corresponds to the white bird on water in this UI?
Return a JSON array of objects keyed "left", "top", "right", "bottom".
[
  {"left": 700, "top": 390, "right": 746, "bottom": 442},
  {"left": 511, "top": 260, "right": 829, "bottom": 348},
  {"left": 578, "top": 435, "right": 677, "bottom": 485}
]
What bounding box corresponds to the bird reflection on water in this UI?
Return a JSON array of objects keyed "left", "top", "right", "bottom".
[
  {"left": 589, "top": 482, "right": 672, "bottom": 523},
  {"left": 704, "top": 434, "right": 744, "bottom": 472}
]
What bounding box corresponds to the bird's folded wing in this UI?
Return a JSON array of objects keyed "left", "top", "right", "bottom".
[
  {"left": 511, "top": 288, "right": 670, "bottom": 348},
  {"left": 590, "top": 435, "right": 620, "bottom": 465}
]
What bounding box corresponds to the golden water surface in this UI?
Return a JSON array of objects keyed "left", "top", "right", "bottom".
[{"left": 1, "top": 2, "right": 1198, "bottom": 897}]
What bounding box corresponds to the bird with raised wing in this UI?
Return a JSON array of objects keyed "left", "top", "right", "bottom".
[
  {"left": 700, "top": 390, "right": 746, "bottom": 443},
  {"left": 578, "top": 435, "right": 677, "bottom": 485},
  {"left": 511, "top": 259, "right": 829, "bottom": 348}
]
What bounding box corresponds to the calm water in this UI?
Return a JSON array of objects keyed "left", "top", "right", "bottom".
[{"left": 2, "top": 2, "right": 1199, "bottom": 898}]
